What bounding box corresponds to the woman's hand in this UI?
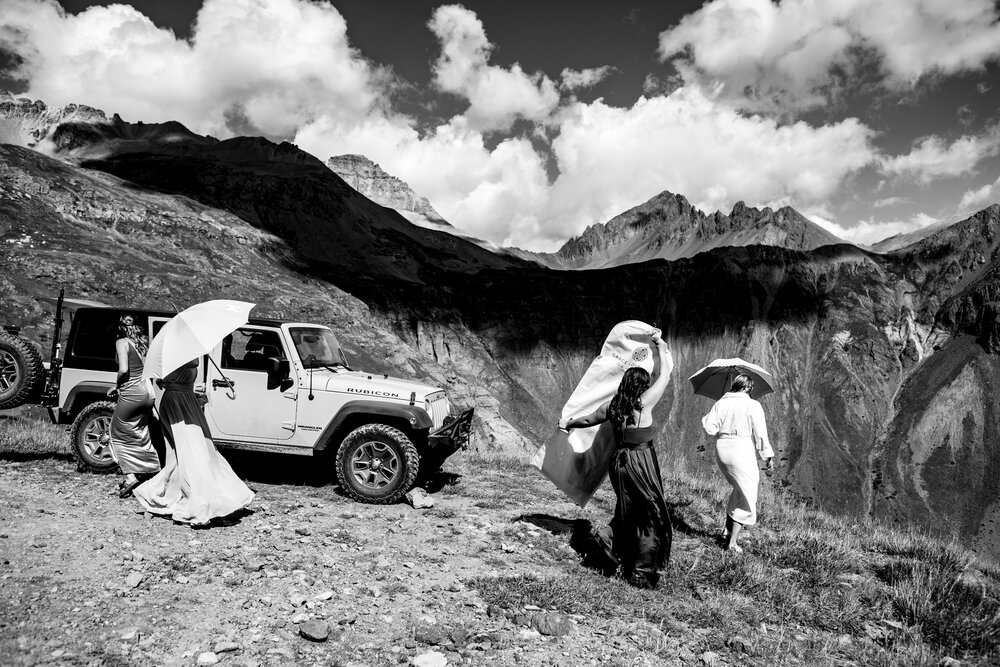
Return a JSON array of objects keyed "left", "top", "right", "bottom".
[
  {"left": 558, "top": 417, "right": 570, "bottom": 431},
  {"left": 764, "top": 457, "right": 774, "bottom": 471},
  {"left": 106, "top": 387, "right": 119, "bottom": 400}
]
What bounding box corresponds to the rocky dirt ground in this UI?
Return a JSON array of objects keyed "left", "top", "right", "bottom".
[{"left": 0, "top": 444, "right": 723, "bottom": 667}]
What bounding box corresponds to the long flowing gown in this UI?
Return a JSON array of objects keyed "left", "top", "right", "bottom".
[
  {"left": 134, "top": 360, "right": 254, "bottom": 525},
  {"left": 109, "top": 340, "right": 160, "bottom": 475},
  {"left": 594, "top": 423, "right": 672, "bottom": 587}
]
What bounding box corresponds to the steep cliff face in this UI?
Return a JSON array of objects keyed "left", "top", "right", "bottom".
[
  {"left": 326, "top": 154, "right": 447, "bottom": 225},
  {"left": 3, "top": 113, "right": 1000, "bottom": 559},
  {"left": 0, "top": 145, "right": 532, "bottom": 453},
  {"left": 542, "top": 191, "right": 846, "bottom": 269}
]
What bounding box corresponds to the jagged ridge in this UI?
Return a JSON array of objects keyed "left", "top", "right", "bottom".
[{"left": 546, "top": 191, "right": 847, "bottom": 269}]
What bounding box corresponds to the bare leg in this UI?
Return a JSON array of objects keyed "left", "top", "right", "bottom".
[{"left": 725, "top": 515, "right": 743, "bottom": 550}]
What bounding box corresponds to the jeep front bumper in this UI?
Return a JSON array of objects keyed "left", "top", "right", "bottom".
[{"left": 427, "top": 407, "right": 474, "bottom": 455}]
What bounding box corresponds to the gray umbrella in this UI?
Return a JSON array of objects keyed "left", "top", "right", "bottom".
[{"left": 688, "top": 357, "right": 774, "bottom": 400}]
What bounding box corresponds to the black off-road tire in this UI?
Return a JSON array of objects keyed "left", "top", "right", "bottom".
[
  {"left": 335, "top": 423, "right": 419, "bottom": 504},
  {"left": 0, "top": 332, "right": 45, "bottom": 410},
  {"left": 71, "top": 401, "right": 118, "bottom": 474}
]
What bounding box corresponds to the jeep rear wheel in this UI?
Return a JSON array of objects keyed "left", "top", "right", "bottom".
[
  {"left": 335, "top": 423, "right": 419, "bottom": 504},
  {"left": 71, "top": 401, "right": 117, "bottom": 474},
  {"left": 0, "top": 332, "right": 45, "bottom": 410}
]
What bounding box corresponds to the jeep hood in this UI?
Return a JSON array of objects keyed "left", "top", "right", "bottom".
[{"left": 321, "top": 371, "right": 441, "bottom": 400}]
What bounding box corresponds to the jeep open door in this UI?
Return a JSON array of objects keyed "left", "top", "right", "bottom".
[{"left": 204, "top": 326, "right": 298, "bottom": 443}]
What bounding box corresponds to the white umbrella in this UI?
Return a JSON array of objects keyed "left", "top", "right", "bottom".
[
  {"left": 688, "top": 357, "right": 774, "bottom": 400},
  {"left": 142, "top": 299, "right": 254, "bottom": 380}
]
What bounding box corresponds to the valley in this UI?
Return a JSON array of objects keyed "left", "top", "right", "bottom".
[{"left": 1, "top": 97, "right": 999, "bottom": 559}]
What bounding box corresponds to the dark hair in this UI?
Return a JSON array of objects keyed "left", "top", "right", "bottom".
[
  {"left": 731, "top": 374, "right": 754, "bottom": 394},
  {"left": 117, "top": 315, "right": 149, "bottom": 357},
  {"left": 609, "top": 367, "right": 650, "bottom": 430}
]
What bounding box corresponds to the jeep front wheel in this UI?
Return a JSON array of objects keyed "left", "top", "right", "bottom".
[
  {"left": 335, "top": 423, "right": 419, "bottom": 504},
  {"left": 71, "top": 401, "right": 117, "bottom": 474}
]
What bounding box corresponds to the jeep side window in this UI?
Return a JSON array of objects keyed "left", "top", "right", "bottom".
[
  {"left": 70, "top": 311, "right": 119, "bottom": 363},
  {"left": 221, "top": 329, "right": 285, "bottom": 372}
]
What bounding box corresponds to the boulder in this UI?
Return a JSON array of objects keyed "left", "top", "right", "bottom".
[{"left": 298, "top": 620, "right": 329, "bottom": 642}]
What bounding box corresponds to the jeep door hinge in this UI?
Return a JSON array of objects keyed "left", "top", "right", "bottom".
[
  {"left": 283, "top": 392, "right": 297, "bottom": 401},
  {"left": 281, "top": 421, "right": 295, "bottom": 431}
]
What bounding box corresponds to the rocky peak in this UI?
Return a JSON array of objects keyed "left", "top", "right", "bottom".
[
  {"left": 0, "top": 94, "right": 109, "bottom": 150},
  {"left": 326, "top": 154, "right": 448, "bottom": 225},
  {"left": 550, "top": 190, "right": 845, "bottom": 269}
]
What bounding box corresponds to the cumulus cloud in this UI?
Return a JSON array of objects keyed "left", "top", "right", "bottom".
[
  {"left": 959, "top": 174, "right": 1000, "bottom": 211},
  {"left": 560, "top": 66, "right": 615, "bottom": 91},
  {"left": 809, "top": 212, "right": 939, "bottom": 246},
  {"left": 427, "top": 4, "right": 559, "bottom": 131},
  {"left": 296, "top": 113, "right": 552, "bottom": 248},
  {"left": 297, "top": 85, "right": 876, "bottom": 250},
  {"left": 880, "top": 130, "right": 1000, "bottom": 183},
  {"left": 658, "top": 0, "right": 1000, "bottom": 112},
  {"left": 0, "top": 0, "right": 886, "bottom": 251},
  {"left": 0, "top": 0, "right": 384, "bottom": 137},
  {"left": 541, "top": 87, "right": 876, "bottom": 244}
]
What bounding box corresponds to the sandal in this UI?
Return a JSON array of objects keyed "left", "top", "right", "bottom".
[
  {"left": 726, "top": 544, "right": 744, "bottom": 554},
  {"left": 118, "top": 476, "right": 142, "bottom": 498}
]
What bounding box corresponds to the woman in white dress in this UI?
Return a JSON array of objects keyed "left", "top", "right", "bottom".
[
  {"left": 133, "top": 358, "right": 254, "bottom": 525},
  {"left": 701, "top": 374, "right": 773, "bottom": 553}
]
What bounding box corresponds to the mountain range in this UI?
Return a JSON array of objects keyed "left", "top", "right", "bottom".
[{"left": 2, "top": 95, "right": 999, "bottom": 559}]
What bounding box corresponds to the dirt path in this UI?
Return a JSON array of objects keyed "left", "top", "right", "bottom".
[{"left": 0, "top": 451, "right": 700, "bottom": 667}]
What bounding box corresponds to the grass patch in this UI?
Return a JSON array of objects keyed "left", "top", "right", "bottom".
[
  {"left": 464, "top": 461, "right": 1000, "bottom": 666},
  {"left": 0, "top": 415, "right": 69, "bottom": 458}
]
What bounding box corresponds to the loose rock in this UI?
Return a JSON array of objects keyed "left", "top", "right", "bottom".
[
  {"left": 299, "top": 619, "right": 330, "bottom": 642},
  {"left": 412, "top": 651, "right": 448, "bottom": 667},
  {"left": 531, "top": 613, "right": 572, "bottom": 637},
  {"left": 196, "top": 652, "right": 219, "bottom": 666},
  {"left": 405, "top": 488, "right": 435, "bottom": 509}
]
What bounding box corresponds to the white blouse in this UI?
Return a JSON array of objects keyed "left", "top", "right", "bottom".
[{"left": 702, "top": 392, "right": 774, "bottom": 459}]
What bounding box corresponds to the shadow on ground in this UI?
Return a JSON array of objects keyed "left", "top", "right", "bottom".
[
  {"left": 517, "top": 512, "right": 617, "bottom": 575},
  {"left": 225, "top": 450, "right": 332, "bottom": 487}
]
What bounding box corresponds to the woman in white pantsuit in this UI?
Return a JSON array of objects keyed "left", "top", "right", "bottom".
[{"left": 701, "top": 374, "right": 773, "bottom": 553}]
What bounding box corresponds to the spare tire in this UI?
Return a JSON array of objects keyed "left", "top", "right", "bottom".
[{"left": 0, "top": 331, "right": 45, "bottom": 410}]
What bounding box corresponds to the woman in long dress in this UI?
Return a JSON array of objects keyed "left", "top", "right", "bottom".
[
  {"left": 560, "top": 333, "right": 673, "bottom": 589},
  {"left": 701, "top": 374, "right": 774, "bottom": 553},
  {"left": 108, "top": 315, "right": 160, "bottom": 498},
  {"left": 133, "top": 358, "right": 254, "bottom": 525}
]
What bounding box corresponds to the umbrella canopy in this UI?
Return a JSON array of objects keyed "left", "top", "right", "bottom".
[
  {"left": 142, "top": 300, "right": 254, "bottom": 380},
  {"left": 688, "top": 357, "right": 774, "bottom": 400}
]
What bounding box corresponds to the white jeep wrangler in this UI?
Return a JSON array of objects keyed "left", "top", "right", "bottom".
[{"left": 0, "top": 295, "right": 473, "bottom": 504}]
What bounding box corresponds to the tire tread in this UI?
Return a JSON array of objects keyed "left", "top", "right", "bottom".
[{"left": 334, "top": 423, "right": 418, "bottom": 504}]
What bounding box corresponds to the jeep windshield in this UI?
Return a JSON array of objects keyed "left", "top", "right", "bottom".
[{"left": 289, "top": 327, "right": 349, "bottom": 369}]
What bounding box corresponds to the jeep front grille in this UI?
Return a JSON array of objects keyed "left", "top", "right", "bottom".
[{"left": 426, "top": 392, "right": 449, "bottom": 428}]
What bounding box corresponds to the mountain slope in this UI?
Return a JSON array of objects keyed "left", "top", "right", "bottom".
[{"left": 3, "top": 114, "right": 1000, "bottom": 559}]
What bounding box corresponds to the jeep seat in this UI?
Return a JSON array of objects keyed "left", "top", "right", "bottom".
[{"left": 242, "top": 334, "right": 283, "bottom": 371}]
